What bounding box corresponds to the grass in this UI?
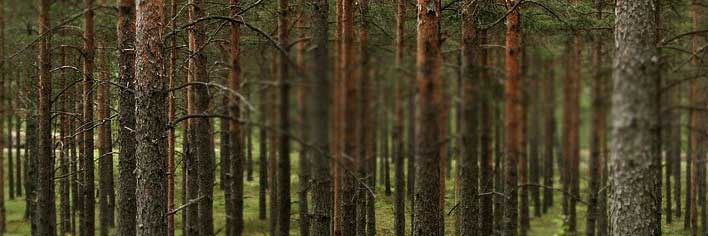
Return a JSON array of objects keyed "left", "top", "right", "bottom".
[{"left": 0, "top": 146, "right": 693, "bottom": 235}]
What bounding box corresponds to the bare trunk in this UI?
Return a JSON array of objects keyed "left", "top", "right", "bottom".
[
  {"left": 503, "top": 1, "right": 521, "bottom": 235},
  {"left": 37, "top": 0, "right": 55, "bottom": 231},
  {"left": 609, "top": 0, "right": 660, "bottom": 234}
]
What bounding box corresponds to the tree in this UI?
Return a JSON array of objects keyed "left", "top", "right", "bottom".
[
  {"left": 60, "top": 47, "right": 71, "bottom": 234},
  {"left": 37, "top": 0, "right": 56, "bottom": 232},
  {"left": 459, "top": 0, "right": 480, "bottom": 233},
  {"left": 393, "top": 0, "right": 406, "bottom": 233},
  {"left": 276, "top": 0, "right": 291, "bottom": 234},
  {"left": 412, "top": 0, "right": 443, "bottom": 234},
  {"left": 117, "top": 0, "right": 137, "bottom": 233},
  {"left": 563, "top": 0, "right": 582, "bottom": 231},
  {"left": 97, "top": 44, "right": 115, "bottom": 236},
  {"left": 135, "top": 0, "right": 167, "bottom": 233},
  {"left": 503, "top": 0, "right": 522, "bottom": 235},
  {"left": 609, "top": 0, "right": 660, "bottom": 234},
  {"left": 586, "top": 0, "right": 605, "bottom": 233},
  {"left": 82, "top": 0, "right": 97, "bottom": 233},
  {"left": 228, "top": 0, "right": 244, "bottom": 232}
]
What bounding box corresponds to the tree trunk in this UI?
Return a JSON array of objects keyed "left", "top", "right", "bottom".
[
  {"left": 135, "top": 0, "right": 167, "bottom": 233},
  {"left": 479, "top": 28, "right": 494, "bottom": 236},
  {"left": 228, "top": 0, "right": 244, "bottom": 232},
  {"left": 503, "top": 1, "right": 521, "bottom": 235},
  {"left": 542, "top": 61, "right": 555, "bottom": 214},
  {"left": 167, "top": 0, "right": 177, "bottom": 234},
  {"left": 60, "top": 47, "right": 71, "bottom": 234},
  {"left": 15, "top": 103, "right": 22, "bottom": 198},
  {"left": 276, "top": 0, "right": 291, "bottom": 234},
  {"left": 296, "top": 2, "right": 310, "bottom": 234},
  {"left": 609, "top": 0, "right": 660, "bottom": 234},
  {"left": 412, "top": 0, "right": 443, "bottom": 233},
  {"left": 37, "top": 0, "right": 55, "bottom": 231},
  {"left": 459, "top": 0, "right": 480, "bottom": 233},
  {"left": 688, "top": 0, "right": 700, "bottom": 233},
  {"left": 117, "top": 0, "right": 137, "bottom": 233},
  {"left": 82, "top": 0, "right": 97, "bottom": 233},
  {"left": 519, "top": 43, "right": 530, "bottom": 236},
  {"left": 393, "top": 0, "right": 405, "bottom": 233},
  {"left": 185, "top": 0, "right": 215, "bottom": 232},
  {"left": 563, "top": 12, "right": 581, "bottom": 233},
  {"left": 309, "top": 0, "right": 332, "bottom": 233},
  {"left": 97, "top": 45, "right": 115, "bottom": 236},
  {"left": 587, "top": 2, "right": 604, "bottom": 232}
]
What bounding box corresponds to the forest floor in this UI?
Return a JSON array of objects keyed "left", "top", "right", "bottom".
[{"left": 0, "top": 148, "right": 691, "bottom": 235}]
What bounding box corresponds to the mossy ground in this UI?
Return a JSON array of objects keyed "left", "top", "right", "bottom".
[{"left": 0, "top": 147, "right": 690, "bottom": 235}]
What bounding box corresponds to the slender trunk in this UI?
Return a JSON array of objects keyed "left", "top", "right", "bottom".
[
  {"left": 340, "top": 0, "right": 359, "bottom": 232},
  {"left": 503, "top": 1, "right": 521, "bottom": 235},
  {"left": 689, "top": 1, "right": 700, "bottom": 234},
  {"left": 519, "top": 44, "right": 529, "bottom": 236},
  {"left": 459, "top": 0, "right": 480, "bottom": 233},
  {"left": 97, "top": 45, "right": 115, "bottom": 236},
  {"left": 543, "top": 62, "right": 555, "bottom": 213},
  {"left": 587, "top": 3, "right": 604, "bottom": 232},
  {"left": 529, "top": 68, "right": 541, "bottom": 218},
  {"left": 563, "top": 14, "right": 581, "bottom": 232},
  {"left": 393, "top": 0, "right": 405, "bottom": 233},
  {"left": 309, "top": 0, "right": 332, "bottom": 232},
  {"left": 0, "top": 2, "right": 4, "bottom": 230},
  {"left": 117, "top": 0, "right": 137, "bottom": 233},
  {"left": 479, "top": 29, "right": 493, "bottom": 236},
  {"left": 8, "top": 94, "right": 13, "bottom": 201},
  {"left": 37, "top": 0, "right": 55, "bottom": 231},
  {"left": 60, "top": 47, "right": 71, "bottom": 234},
  {"left": 296, "top": 3, "right": 310, "bottom": 234},
  {"left": 167, "top": 0, "right": 177, "bottom": 234},
  {"left": 229, "top": 0, "right": 244, "bottom": 232},
  {"left": 82, "top": 0, "right": 97, "bottom": 233},
  {"left": 609, "top": 0, "right": 660, "bottom": 234},
  {"left": 15, "top": 104, "right": 22, "bottom": 197},
  {"left": 412, "top": 0, "right": 443, "bottom": 233}
]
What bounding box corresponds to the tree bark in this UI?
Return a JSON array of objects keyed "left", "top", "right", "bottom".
[
  {"left": 135, "top": 0, "right": 167, "bottom": 233},
  {"left": 542, "top": 60, "right": 555, "bottom": 214},
  {"left": 60, "top": 47, "right": 71, "bottom": 235},
  {"left": 309, "top": 0, "right": 332, "bottom": 233},
  {"left": 97, "top": 45, "right": 115, "bottom": 236},
  {"left": 412, "top": 0, "right": 443, "bottom": 233},
  {"left": 276, "top": 0, "right": 291, "bottom": 234},
  {"left": 587, "top": 1, "right": 605, "bottom": 232},
  {"left": 459, "top": 0, "right": 480, "bottom": 233},
  {"left": 82, "top": 0, "right": 97, "bottom": 233},
  {"left": 117, "top": 0, "right": 137, "bottom": 233},
  {"left": 609, "top": 0, "right": 660, "bottom": 234},
  {"left": 503, "top": 1, "right": 521, "bottom": 235},
  {"left": 167, "top": 0, "right": 177, "bottom": 234},
  {"left": 37, "top": 0, "right": 55, "bottom": 231},
  {"left": 228, "top": 0, "right": 244, "bottom": 232},
  {"left": 393, "top": 0, "right": 405, "bottom": 233}
]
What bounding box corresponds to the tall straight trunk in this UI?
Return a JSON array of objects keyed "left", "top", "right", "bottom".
[
  {"left": 503, "top": 1, "right": 521, "bottom": 235},
  {"left": 529, "top": 70, "right": 541, "bottom": 218},
  {"left": 543, "top": 62, "right": 555, "bottom": 213},
  {"left": 412, "top": 0, "right": 442, "bottom": 233},
  {"left": 609, "top": 0, "right": 660, "bottom": 234},
  {"left": 598, "top": 60, "right": 610, "bottom": 236},
  {"left": 72, "top": 61, "right": 81, "bottom": 235},
  {"left": 383, "top": 117, "right": 391, "bottom": 196},
  {"left": 689, "top": 1, "right": 700, "bottom": 234},
  {"left": 393, "top": 0, "right": 405, "bottom": 233},
  {"left": 82, "top": 0, "right": 97, "bottom": 233},
  {"left": 493, "top": 65, "right": 504, "bottom": 236},
  {"left": 358, "top": 2, "right": 376, "bottom": 233},
  {"left": 269, "top": 55, "right": 278, "bottom": 236},
  {"left": 186, "top": 0, "right": 215, "bottom": 232},
  {"left": 258, "top": 57, "right": 269, "bottom": 220},
  {"left": 653, "top": 2, "right": 664, "bottom": 233},
  {"left": 519, "top": 45, "right": 529, "bottom": 236},
  {"left": 37, "top": 0, "right": 55, "bottom": 231},
  {"left": 587, "top": 1, "right": 604, "bottom": 232},
  {"left": 228, "top": 0, "right": 244, "bottom": 232},
  {"left": 26, "top": 100, "right": 38, "bottom": 233},
  {"left": 340, "top": 0, "right": 359, "bottom": 232},
  {"left": 60, "top": 47, "right": 71, "bottom": 234},
  {"left": 97, "top": 45, "right": 115, "bottom": 236},
  {"left": 333, "top": 0, "right": 343, "bottom": 231},
  {"left": 8, "top": 94, "right": 13, "bottom": 201},
  {"left": 479, "top": 28, "right": 493, "bottom": 236},
  {"left": 296, "top": 2, "right": 310, "bottom": 234},
  {"left": 167, "top": 0, "right": 177, "bottom": 234},
  {"left": 117, "top": 0, "right": 137, "bottom": 233},
  {"left": 220, "top": 95, "right": 233, "bottom": 236},
  {"left": 276, "top": 0, "right": 291, "bottom": 234},
  {"left": 459, "top": 0, "right": 480, "bottom": 233},
  {"left": 670, "top": 76, "right": 681, "bottom": 221},
  {"left": 309, "top": 0, "right": 332, "bottom": 232},
  {"left": 563, "top": 11, "right": 581, "bottom": 232},
  {"left": 15, "top": 104, "right": 22, "bottom": 197},
  {"left": 135, "top": 0, "right": 167, "bottom": 233}
]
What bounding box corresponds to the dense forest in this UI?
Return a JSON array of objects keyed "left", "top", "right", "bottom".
[{"left": 0, "top": 0, "right": 702, "bottom": 235}]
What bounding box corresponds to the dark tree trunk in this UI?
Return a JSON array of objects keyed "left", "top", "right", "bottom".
[
  {"left": 563, "top": 17, "right": 581, "bottom": 233},
  {"left": 503, "top": 1, "right": 521, "bottom": 235},
  {"left": 60, "top": 47, "right": 71, "bottom": 234},
  {"left": 609, "top": 0, "right": 660, "bottom": 234},
  {"left": 542, "top": 62, "right": 556, "bottom": 213},
  {"left": 97, "top": 46, "right": 115, "bottom": 236},
  {"left": 37, "top": 0, "right": 55, "bottom": 231},
  {"left": 276, "top": 0, "right": 291, "bottom": 234},
  {"left": 309, "top": 0, "right": 332, "bottom": 232},
  {"left": 8, "top": 98, "right": 13, "bottom": 201},
  {"left": 412, "top": 0, "right": 443, "bottom": 233},
  {"left": 117, "top": 0, "right": 137, "bottom": 233},
  {"left": 167, "top": 0, "right": 177, "bottom": 234},
  {"left": 15, "top": 105, "right": 22, "bottom": 197},
  {"left": 228, "top": 0, "right": 244, "bottom": 232},
  {"left": 459, "top": 0, "right": 480, "bottom": 233},
  {"left": 135, "top": 0, "right": 167, "bottom": 233},
  {"left": 479, "top": 28, "right": 494, "bottom": 236},
  {"left": 82, "top": 0, "right": 97, "bottom": 233},
  {"left": 587, "top": 3, "right": 605, "bottom": 232},
  {"left": 296, "top": 3, "right": 310, "bottom": 234},
  {"left": 393, "top": 0, "right": 405, "bottom": 233}
]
